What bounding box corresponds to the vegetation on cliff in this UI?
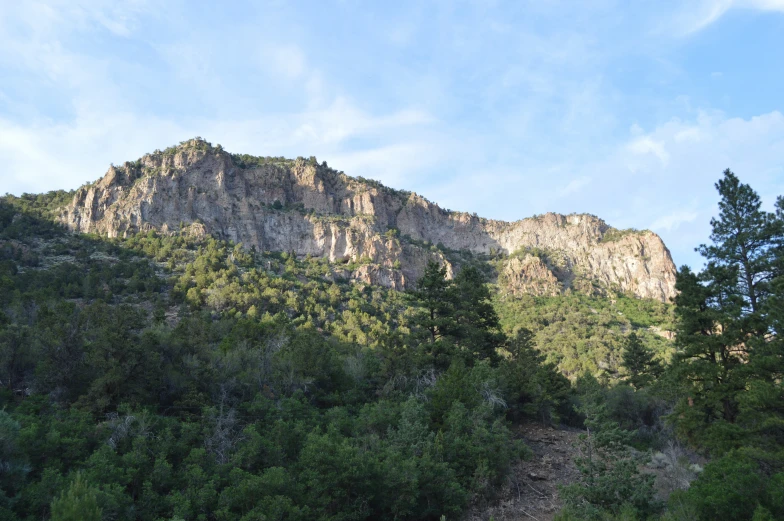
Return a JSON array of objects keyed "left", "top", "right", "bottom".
[
  {"left": 0, "top": 168, "right": 780, "bottom": 521},
  {"left": 60, "top": 138, "right": 678, "bottom": 302},
  {"left": 555, "top": 170, "right": 784, "bottom": 521},
  {"left": 0, "top": 193, "right": 569, "bottom": 520}
]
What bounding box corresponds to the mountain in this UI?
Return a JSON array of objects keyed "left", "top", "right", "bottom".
[
  {"left": 59, "top": 138, "right": 677, "bottom": 301},
  {"left": 3, "top": 143, "right": 779, "bottom": 521}
]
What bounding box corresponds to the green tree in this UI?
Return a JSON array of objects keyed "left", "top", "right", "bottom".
[
  {"left": 410, "top": 261, "right": 454, "bottom": 345},
  {"left": 410, "top": 263, "right": 504, "bottom": 367},
  {"left": 559, "top": 376, "right": 660, "bottom": 520},
  {"left": 671, "top": 170, "right": 782, "bottom": 451},
  {"left": 500, "top": 329, "right": 571, "bottom": 424},
  {"left": 698, "top": 169, "right": 782, "bottom": 319},
  {"left": 667, "top": 462, "right": 784, "bottom": 521},
  {"left": 409, "top": 261, "right": 457, "bottom": 368},
  {"left": 0, "top": 410, "right": 28, "bottom": 502},
  {"left": 451, "top": 265, "right": 504, "bottom": 364},
  {"left": 744, "top": 196, "right": 784, "bottom": 447},
  {"left": 621, "top": 332, "right": 661, "bottom": 390},
  {"left": 0, "top": 323, "right": 34, "bottom": 394},
  {"left": 50, "top": 472, "right": 102, "bottom": 521}
]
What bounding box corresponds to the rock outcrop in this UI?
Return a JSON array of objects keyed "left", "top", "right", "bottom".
[
  {"left": 500, "top": 255, "right": 562, "bottom": 297},
  {"left": 59, "top": 139, "right": 677, "bottom": 301}
]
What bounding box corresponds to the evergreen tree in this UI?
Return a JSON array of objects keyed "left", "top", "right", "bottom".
[
  {"left": 50, "top": 472, "right": 102, "bottom": 521},
  {"left": 753, "top": 195, "right": 784, "bottom": 380},
  {"left": 409, "top": 261, "right": 457, "bottom": 368},
  {"left": 698, "top": 169, "right": 782, "bottom": 322},
  {"left": 672, "top": 170, "right": 783, "bottom": 452},
  {"left": 559, "top": 376, "right": 660, "bottom": 520},
  {"left": 621, "top": 332, "right": 661, "bottom": 389},
  {"left": 674, "top": 264, "right": 744, "bottom": 416},
  {"left": 410, "top": 263, "right": 504, "bottom": 367},
  {"left": 451, "top": 265, "right": 504, "bottom": 364},
  {"left": 742, "top": 196, "right": 784, "bottom": 451},
  {"left": 410, "top": 261, "right": 455, "bottom": 345},
  {"left": 501, "top": 329, "right": 572, "bottom": 424}
]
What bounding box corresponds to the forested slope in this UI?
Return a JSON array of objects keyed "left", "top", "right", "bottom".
[
  {"left": 0, "top": 167, "right": 782, "bottom": 521},
  {"left": 0, "top": 192, "right": 569, "bottom": 520}
]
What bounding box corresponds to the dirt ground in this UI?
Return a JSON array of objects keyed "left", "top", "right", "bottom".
[{"left": 461, "top": 423, "right": 583, "bottom": 521}]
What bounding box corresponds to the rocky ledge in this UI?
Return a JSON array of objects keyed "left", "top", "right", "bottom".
[{"left": 59, "top": 138, "right": 676, "bottom": 301}]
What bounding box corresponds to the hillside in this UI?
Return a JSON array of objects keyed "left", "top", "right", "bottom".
[
  {"left": 1, "top": 163, "right": 782, "bottom": 521},
  {"left": 59, "top": 138, "right": 677, "bottom": 301},
  {"left": 0, "top": 185, "right": 675, "bottom": 521}
]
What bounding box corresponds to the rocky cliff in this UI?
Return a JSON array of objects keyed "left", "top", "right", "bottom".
[{"left": 59, "top": 138, "right": 677, "bottom": 301}]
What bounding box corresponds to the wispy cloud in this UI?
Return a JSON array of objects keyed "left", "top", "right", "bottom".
[
  {"left": 0, "top": 1, "right": 783, "bottom": 272},
  {"left": 421, "top": 109, "right": 784, "bottom": 269},
  {"left": 674, "top": 0, "right": 784, "bottom": 35},
  {"left": 0, "top": 100, "right": 440, "bottom": 195},
  {"left": 627, "top": 137, "right": 670, "bottom": 167},
  {"left": 290, "top": 99, "right": 434, "bottom": 145},
  {"left": 650, "top": 210, "right": 699, "bottom": 232},
  {"left": 560, "top": 176, "right": 592, "bottom": 197}
]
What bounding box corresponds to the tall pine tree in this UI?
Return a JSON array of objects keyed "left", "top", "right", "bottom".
[
  {"left": 698, "top": 169, "right": 782, "bottom": 324},
  {"left": 672, "top": 169, "right": 783, "bottom": 453},
  {"left": 409, "top": 261, "right": 458, "bottom": 369},
  {"left": 410, "top": 261, "right": 454, "bottom": 345},
  {"left": 409, "top": 262, "right": 503, "bottom": 368},
  {"left": 621, "top": 332, "right": 661, "bottom": 390},
  {"left": 451, "top": 265, "right": 504, "bottom": 364}
]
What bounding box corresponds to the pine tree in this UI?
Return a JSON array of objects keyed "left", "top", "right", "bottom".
[
  {"left": 673, "top": 266, "right": 746, "bottom": 427},
  {"left": 451, "top": 265, "right": 504, "bottom": 364},
  {"left": 410, "top": 261, "right": 455, "bottom": 342},
  {"left": 742, "top": 196, "right": 784, "bottom": 450},
  {"left": 409, "top": 263, "right": 504, "bottom": 367},
  {"left": 755, "top": 195, "right": 784, "bottom": 379},
  {"left": 672, "top": 170, "right": 783, "bottom": 451},
  {"left": 698, "top": 169, "right": 782, "bottom": 323},
  {"left": 50, "top": 472, "right": 102, "bottom": 521},
  {"left": 409, "top": 261, "right": 457, "bottom": 368},
  {"left": 621, "top": 332, "right": 661, "bottom": 389},
  {"left": 559, "top": 376, "right": 660, "bottom": 519}
]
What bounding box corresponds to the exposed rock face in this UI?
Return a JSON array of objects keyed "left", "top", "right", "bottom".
[
  {"left": 59, "top": 139, "right": 677, "bottom": 301},
  {"left": 501, "top": 255, "right": 562, "bottom": 297}
]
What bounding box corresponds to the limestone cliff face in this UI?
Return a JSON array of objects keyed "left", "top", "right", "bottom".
[
  {"left": 60, "top": 139, "right": 677, "bottom": 301},
  {"left": 500, "top": 256, "right": 562, "bottom": 297}
]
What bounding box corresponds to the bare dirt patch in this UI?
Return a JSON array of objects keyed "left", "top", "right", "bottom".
[{"left": 462, "top": 423, "right": 583, "bottom": 521}]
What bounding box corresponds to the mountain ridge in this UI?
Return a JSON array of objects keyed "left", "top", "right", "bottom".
[{"left": 59, "top": 137, "right": 677, "bottom": 301}]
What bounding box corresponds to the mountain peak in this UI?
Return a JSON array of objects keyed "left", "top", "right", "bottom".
[{"left": 59, "top": 141, "right": 676, "bottom": 301}]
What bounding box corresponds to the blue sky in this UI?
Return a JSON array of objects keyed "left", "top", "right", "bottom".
[{"left": 1, "top": 1, "right": 783, "bottom": 270}]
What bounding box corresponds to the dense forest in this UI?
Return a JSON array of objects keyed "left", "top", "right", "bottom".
[{"left": 0, "top": 169, "right": 782, "bottom": 520}]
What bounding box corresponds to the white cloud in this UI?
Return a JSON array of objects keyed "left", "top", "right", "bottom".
[
  {"left": 290, "top": 98, "right": 434, "bottom": 145},
  {"left": 742, "top": 0, "right": 784, "bottom": 9},
  {"left": 674, "top": 127, "right": 703, "bottom": 142},
  {"left": 650, "top": 210, "right": 699, "bottom": 232},
  {"left": 627, "top": 136, "right": 670, "bottom": 166},
  {"left": 0, "top": 1, "right": 152, "bottom": 46},
  {"left": 414, "top": 109, "right": 784, "bottom": 269},
  {"left": 0, "top": 111, "right": 187, "bottom": 194},
  {"left": 560, "top": 176, "right": 592, "bottom": 196},
  {"left": 0, "top": 3, "right": 439, "bottom": 196},
  {"left": 682, "top": 0, "right": 735, "bottom": 34},
  {"left": 0, "top": 98, "right": 439, "bottom": 196},
  {"left": 674, "top": 0, "right": 784, "bottom": 35},
  {"left": 597, "top": 110, "right": 784, "bottom": 265},
  {"left": 327, "top": 142, "right": 445, "bottom": 190}
]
